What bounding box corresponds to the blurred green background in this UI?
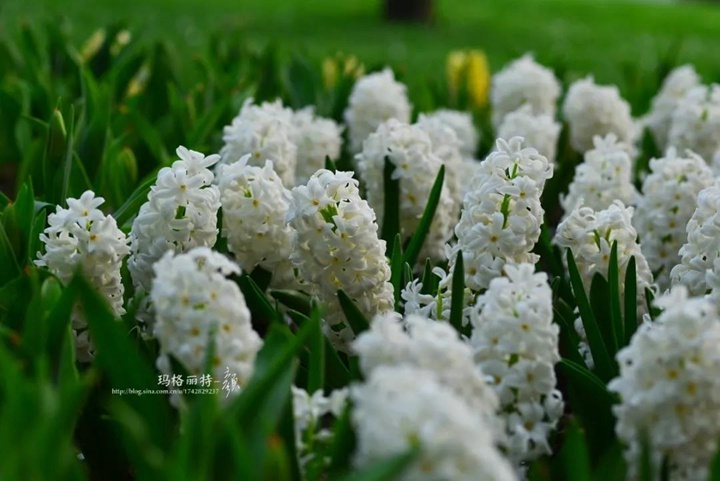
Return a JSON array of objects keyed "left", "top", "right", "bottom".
[{"left": 3, "top": 0, "right": 720, "bottom": 107}]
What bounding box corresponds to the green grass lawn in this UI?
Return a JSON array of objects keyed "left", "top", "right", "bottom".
[{"left": 3, "top": 0, "right": 720, "bottom": 111}]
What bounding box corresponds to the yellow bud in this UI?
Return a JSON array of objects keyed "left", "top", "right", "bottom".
[
  {"left": 80, "top": 29, "right": 107, "bottom": 64},
  {"left": 322, "top": 57, "right": 339, "bottom": 89},
  {"left": 466, "top": 50, "right": 490, "bottom": 109}
]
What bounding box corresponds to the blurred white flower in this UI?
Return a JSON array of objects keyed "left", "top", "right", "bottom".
[
  {"left": 344, "top": 68, "right": 412, "bottom": 154},
  {"left": 497, "top": 104, "right": 561, "bottom": 162},
  {"left": 351, "top": 365, "right": 517, "bottom": 481},
  {"left": 491, "top": 53, "right": 561, "bottom": 129},
  {"left": 292, "top": 106, "right": 344, "bottom": 185},
  {"left": 634, "top": 148, "right": 713, "bottom": 290},
  {"left": 668, "top": 84, "right": 720, "bottom": 173},
  {"left": 609, "top": 286, "right": 720, "bottom": 481},
  {"left": 563, "top": 76, "right": 635, "bottom": 153},
  {"left": 644, "top": 65, "right": 700, "bottom": 151},
  {"left": 220, "top": 98, "right": 298, "bottom": 185},
  {"left": 423, "top": 109, "right": 479, "bottom": 158},
  {"left": 152, "top": 247, "right": 262, "bottom": 406}
]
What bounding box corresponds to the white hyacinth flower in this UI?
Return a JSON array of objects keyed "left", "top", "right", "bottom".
[
  {"left": 423, "top": 109, "right": 479, "bottom": 158},
  {"left": 415, "top": 113, "right": 464, "bottom": 221},
  {"left": 671, "top": 180, "right": 720, "bottom": 296},
  {"left": 356, "top": 119, "right": 455, "bottom": 261},
  {"left": 351, "top": 365, "right": 517, "bottom": 481},
  {"left": 344, "top": 68, "right": 412, "bottom": 153},
  {"left": 634, "top": 148, "right": 713, "bottom": 290},
  {"left": 292, "top": 386, "right": 349, "bottom": 473},
  {"left": 497, "top": 104, "right": 561, "bottom": 162},
  {"left": 450, "top": 136, "right": 553, "bottom": 292},
  {"left": 555, "top": 200, "right": 654, "bottom": 316},
  {"left": 563, "top": 76, "right": 635, "bottom": 153},
  {"left": 609, "top": 287, "right": 720, "bottom": 481},
  {"left": 151, "top": 247, "right": 262, "bottom": 406},
  {"left": 216, "top": 155, "right": 296, "bottom": 288},
  {"left": 668, "top": 84, "right": 720, "bottom": 173},
  {"left": 561, "top": 134, "right": 639, "bottom": 215},
  {"left": 644, "top": 65, "right": 700, "bottom": 151},
  {"left": 219, "top": 98, "right": 298, "bottom": 185},
  {"left": 490, "top": 53, "right": 561, "bottom": 129},
  {"left": 128, "top": 146, "right": 221, "bottom": 326},
  {"left": 287, "top": 169, "right": 394, "bottom": 348},
  {"left": 353, "top": 313, "right": 499, "bottom": 424},
  {"left": 36, "top": 190, "right": 130, "bottom": 362},
  {"left": 469, "top": 263, "right": 563, "bottom": 465},
  {"left": 292, "top": 106, "right": 344, "bottom": 185}
]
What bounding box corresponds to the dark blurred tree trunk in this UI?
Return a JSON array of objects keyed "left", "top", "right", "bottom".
[{"left": 384, "top": 0, "right": 434, "bottom": 23}]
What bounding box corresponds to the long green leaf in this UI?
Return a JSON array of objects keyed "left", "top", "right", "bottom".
[
  {"left": 449, "top": 250, "right": 466, "bottom": 335},
  {"left": 338, "top": 289, "right": 370, "bottom": 336},
  {"left": 381, "top": 156, "right": 400, "bottom": 252},
  {"left": 566, "top": 248, "right": 616, "bottom": 382},
  {"left": 608, "top": 241, "right": 624, "bottom": 349},
  {"left": 402, "top": 165, "right": 444, "bottom": 268},
  {"left": 624, "top": 256, "right": 638, "bottom": 346},
  {"left": 390, "top": 233, "right": 403, "bottom": 310},
  {"left": 112, "top": 172, "right": 155, "bottom": 227}
]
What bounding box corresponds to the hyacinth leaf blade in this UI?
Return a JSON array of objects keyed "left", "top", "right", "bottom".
[
  {"left": 326, "top": 405, "right": 356, "bottom": 477},
  {"left": 566, "top": 248, "right": 617, "bottom": 382},
  {"left": 559, "top": 419, "right": 592, "bottom": 481},
  {"left": 607, "top": 241, "right": 624, "bottom": 349},
  {"left": 708, "top": 439, "right": 720, "bottom": 481},
  {"left": 589, "top": 273, "right": 618, "bottom": 357},
  {"left": 449, "top": 250, "right": 467, "bottom": 336},
  {"left": 112, "top": 173, "right": 156, "bottom": 228},
  {"left": 338, "top": 288, "right": 370, "bottom": 336},
  {"left": 419, "top": 257, "right": 439, "bottom": 296},
  {"left": 558, "top": 358, "right": 618, "bottom": 460},
  {"left": 237, "top": 274, "right": 281, "bottom": 328},
  {"left": 624, "top": 256, "right": 638, "bottom": 346},
  {"left": 380, "top": 156, "right": 400, "bottom": 254},
  {"left": 270, "top": 289, "right": 312, "bottom": 316},
  {"left": 334, "top": 447, "right": 418, "bottom": 481},
  {"left": 325, "top": 155, "right": 337, "bottom": 172},
  {"left": 402, "top": 164, "right": 444, "bottom": 268},
  {"left": 41, "top": 106, "right": 67, "bottom": 200},
  {"left": 306, "top": 300, "right": 326, "bottom": 394},
  {"left": 224, "top": 316, "right": 317, "bottom": 478},
  {"left": 286, "top": 308, "right": 352, "bottom": 389},
  {"left": 390, "top": 233, "right": 403, "bottom": 310},
  {"left": 72, "top": 273, "right": 175, "bottom": 452}
]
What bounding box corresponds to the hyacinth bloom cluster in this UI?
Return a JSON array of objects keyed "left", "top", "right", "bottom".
[
  {"left": 353, "top": 313, "right": 499, "bottom": 422},
  {"left": 356, "top": 119, "right": 454, "bottom": 261},
  {"left": 671, "top": 180, "right": 720, "bottom": 296},
  {"left": 644, "top": 65, "right": 700, "bottom": 151},
  {"left": 151, "top": 248, "right": 262, "bottom": 404},
  {"left": 424, "top": 109, "right": 479, "bottom": 158},
  {"left": 219, "top": 98, "right": 298, "bottom": 186},
  {"left": 36, "top": 191, "right": 130, "bottom": 362},
  {"left": 490, "top": 53, "right": 561, "bottom": 129},
  {"left": 563, "top": 76, "right": 635, "bottom": 153},
  {"left": 561, "top": 134, "right": 639, "bottom": 215},
  {"left": 609, "top": 287, "right": 720, "bottom": 481},
  {"left": 287, "top": 170, "right": 394, "bottom": 347},
  {"left": 634, "top": 148, "right": 713, "bottom": 290},
  {"left": 668, "top": 84, "right": 720, "bottom": 173},
  {"left": 497, "top": 104, "right": 561, "bottom": 162},
  {"left": 415, "top": 113, "right": 464, "bottom": 219},
  {"left": 450, "top": 137, "right": 553, "bottom": 292},
  {"left": 292, "top": 386, "right": 348, "bottom": 472},
  {"left": 469, "top": 264, "right": 563, "bottom": 464},
  {"left": 343, "top": 68, "right": 412, "bottom": 153},
  {"left": 351, "top": 365, "right": 517, "bottom": 481},
  {"left": 292, "top": 106, "right": 344, "bottom": 185},
  {"left": 216, "top": 155, "right": 296, "bottom": 287},
  {"left": 555, "top": 200, "right": 654, "bottom": 311},
  {"left": 128, "top": 147, "right": 221, "bottom": 315}
]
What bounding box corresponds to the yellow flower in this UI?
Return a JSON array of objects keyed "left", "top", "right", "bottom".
[
  {"left": 446, "top": 49, "right": 490, "bottom": 109},
  {"left": 80, "top": 29, "right": 107, "bottom": 64},
  {"left": 322, "top": 53, "right": 365, "bottom": 89}
]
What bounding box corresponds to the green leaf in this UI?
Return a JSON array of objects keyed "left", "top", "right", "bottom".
[
  {"left": 389, "top": 233, "right": 403, "bottom": 310},
  {"left": 72, "top": 274, "right": 174, "bottom": 451},
  {"left": 419, "top": 257, "right": 439, "bottom": 295},
  {"left": 112, "top": 172, "right": 155, "bottom": 228},
  {"left": 238, "top": 274, "right": 281, "bottom": 329},
  {"left": 325, "top": 155, "right": 337, "bottom": 172},
  {"left": 608, "top": 241, "right": 624, "bottom": 349},
  {"left": 708, "top": 437, "right": 720, "bottom": 481},
  {"left": 449, "top": 250, "right": 466, "bottom": 336},
  {"left": 335, "top": 449, "right": 418, "bottom": 481},
  {"left": 381, "top": 156, "right": 400, "bottom": 253},
  {"left": 589, "top": 273, "right": 617, "bottom": 357},
  {"left": 624, "top": 256, "right": 638, "bottom": 346},
  {"left": 60, "top": 105, "right": 75, "bottom": 202},
  {"left": 338, "top": 289, "right": 370, "bottom": 336},
  {"left": 402, "top": 165, "right": 444, "bottom": 268},
  {"left": 270, "top": 289, "right": 312, "bottom": 316},
  {"left": 560, "top": 420, "right": 592, "bottom": 481},
  {"left": 306, "top": 304, "right": 326, "bottom": 394},
  {"left": 566, "top": 248, "right": 616, "bottom": 382}
]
